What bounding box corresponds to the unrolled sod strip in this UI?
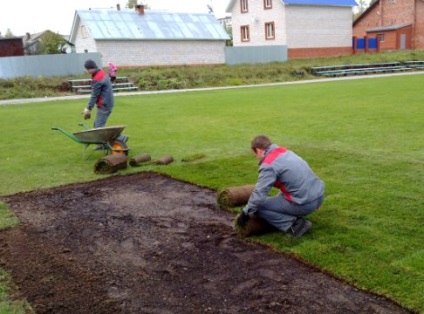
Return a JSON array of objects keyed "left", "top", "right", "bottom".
[{"left": 217, "top": 184, "right": 275, "bottom": 237}]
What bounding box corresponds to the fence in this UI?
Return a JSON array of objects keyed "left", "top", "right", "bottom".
[
  {"left": 0, "top": 53, "right": 101, "bottom": 79},
  {"left": 0, "top": 40, "right": 384, "bottom": 78},
  {"left": 352, "top": 36, "right": 379, "bottom": 54},
  {"left": 225, "top": 45, "right": 288, "bottom": 65}
]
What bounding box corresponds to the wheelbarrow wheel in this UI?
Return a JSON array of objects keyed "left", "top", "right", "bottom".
[{"left": 110, "top": 139, "right": 129, "bottom": 155}]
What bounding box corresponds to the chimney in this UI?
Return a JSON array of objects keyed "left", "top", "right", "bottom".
[
  {"left": 135, "top": 4, "right": 144, "bottom": 15},
  {"left": 117, "top": 3, "right": 121, "bottom": 11},
  {"left": 26, "top": 32, "right": 31, "bottom": 40}
]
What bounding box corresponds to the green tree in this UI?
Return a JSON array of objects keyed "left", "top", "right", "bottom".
[
  {"left": 4, "top": 29, "right": 14, "bottom": 38},
  {"left": 353, "top": 0, "right": 371, "bottom": 20},
  {"left": 127, "top": 0, "right": 150, "bottom": 9},
  {"left": 126, "top": 0, "right": 137, "bottom": 9},
  {"left": 225, "top": 24, "right": 233, "bottom": 47},
  {"left": 38, "top": 31, "right": 67, "bottom": 55}
]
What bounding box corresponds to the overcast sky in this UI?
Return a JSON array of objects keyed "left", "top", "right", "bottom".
[{"left": 0, "top": 0, "right": 231, "bottom": 36}]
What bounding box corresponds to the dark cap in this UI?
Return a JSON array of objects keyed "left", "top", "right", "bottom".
[{"left": 84, "top": 59, "right": 98, "bottom": 69}]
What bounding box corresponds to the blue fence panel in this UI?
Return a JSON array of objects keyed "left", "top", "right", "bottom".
[
  {"left": 368, "top": 38, "right": 377, "bottom": 49},
  {"left": 357, "top": 38, "right": 365, "bottom": 49}
]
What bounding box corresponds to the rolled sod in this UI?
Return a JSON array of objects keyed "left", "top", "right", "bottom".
[
  {"left": 129, "top": 153, "right": 152, "bottom": 167},
  {"left": 154, "top": 155, "right": 174, "bottom": 165},
  {"left": 94, "top": 154, "right": 128, "bottom": 174},
  {"left": 216, "top": 185, "right": 255, "bottom": 209}
]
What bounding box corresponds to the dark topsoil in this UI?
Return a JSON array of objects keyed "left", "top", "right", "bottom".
[{"left": 0, "top": 172, "right": 413, "bottom": 314}]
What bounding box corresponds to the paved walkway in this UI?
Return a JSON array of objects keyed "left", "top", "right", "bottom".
[{"left": 1, "top": 71, "right": 423, "bottom": 106}]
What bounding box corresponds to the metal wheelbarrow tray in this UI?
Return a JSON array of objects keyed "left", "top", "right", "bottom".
[{"left": 52, "top": 125, "right": 129, "bottom": 158}]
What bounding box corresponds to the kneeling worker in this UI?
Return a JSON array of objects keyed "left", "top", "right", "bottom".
[{"left": 236, "top": 135, "right": 324, "bottom": 237}]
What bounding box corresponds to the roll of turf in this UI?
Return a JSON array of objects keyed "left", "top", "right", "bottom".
[
  {"left": 129, "top": 153, "right": 151, "bottom": 167},
  {"left": 94, "top": 154, "right": 128, "bottom": 174},
  {"left": 154, "top": 155, "right": 174, "bottom": 165},
  {"left": 216, "top": 185, "right": 255, "bottom": 209}
]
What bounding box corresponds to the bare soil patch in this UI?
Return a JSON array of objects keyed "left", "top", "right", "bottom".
[{"left": 0, "top": 172, "right": 412, "bottom": 313}]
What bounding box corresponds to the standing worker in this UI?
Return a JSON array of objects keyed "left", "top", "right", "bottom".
[
  {"left": 81, "top": 59, "right": 127, "bottom": 144},
  {"left": 236, "top": 135, "right": 324, "bottom": 237}
]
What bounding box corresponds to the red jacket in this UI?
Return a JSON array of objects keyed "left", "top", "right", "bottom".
[{"left": 87, "top": 69, "right": 114, "bottom": 111}]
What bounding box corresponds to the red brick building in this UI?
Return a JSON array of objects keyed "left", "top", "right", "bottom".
[{"left": 353, "top": 0, "right": 424, "bottom": 51}]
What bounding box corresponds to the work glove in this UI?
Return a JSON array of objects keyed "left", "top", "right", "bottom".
[
  {"left": 236, "top": 212, "right": 250, "bottom": 229},
  {"left": 81, "top": 108, "right": 91, "bottom": 120}
]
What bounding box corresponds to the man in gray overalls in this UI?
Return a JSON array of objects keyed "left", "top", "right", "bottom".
[{"left": 236, "top": 135, "right": 324, "bottom": 237}]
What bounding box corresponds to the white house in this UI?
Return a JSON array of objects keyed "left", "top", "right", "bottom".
[
  {"left": 69, "top": 5, "right": 230, "bottom": 67},
  {"left": 226, "top": 0, "right": 357, "bottom": 59}
]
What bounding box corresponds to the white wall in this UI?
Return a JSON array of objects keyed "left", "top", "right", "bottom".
[
  {"left": 285, "top": 6, "right": 353, "bottom": 48},
  {"left": 230, "top": 0, "right": 353, "bottom": 49},
  {"left": 231, "top": 0, "right": 287, "bottom": 46},
  {"left": 74, "top": 20, "right": 98, "bottom": 54},
  {"left": 73, "top": 19, "right": 227, "bottom": 67},
  {"left": 96, "top": 40, "right": 226, "bottom": 67}
]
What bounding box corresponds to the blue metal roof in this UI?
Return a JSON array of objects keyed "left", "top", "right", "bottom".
[
  {"left": 283, "top": 0, "right": 357, "bottom": 6},
  {"left": 75, "top": 10, "right": 230, "bottom": 41}
]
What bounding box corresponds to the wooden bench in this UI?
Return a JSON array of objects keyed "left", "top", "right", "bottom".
[
  {"left": 69, "top": 77, "right": 129, "bottom": 87},
  {"left": 318, "top": 65, "right": 411, "bottom": 77},
  {"left": 71, "top": 85, "right": 91, "bottom": 89},
  {"left": 403, "top": 61, "right": 424, "bottom": 70},
  {"left": 68, "top": 76, "right": 128, "bottom": 84},
  {"left": 112, "top": 82, "right": 134, "bottom": 88},
  {"left": 75, "top": 85, "right": 138, "bottom": 94},
  {"left": 69, "top": 77, "right": 136, "bottom": 94},
  {"left": 311, "top": 62, "right": 403, "bottom": 76},
  {"left": 113, "top": 87, "right": 138, "bottom": 92}
]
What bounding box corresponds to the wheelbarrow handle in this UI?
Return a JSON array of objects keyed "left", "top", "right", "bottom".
[{"left": 51, "top": 127, "right": 82, "bottom": 144}]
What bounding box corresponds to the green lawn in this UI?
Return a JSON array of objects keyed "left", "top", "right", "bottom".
[{"left": 0, "top": 73, "right": 423, "bottom": 312}]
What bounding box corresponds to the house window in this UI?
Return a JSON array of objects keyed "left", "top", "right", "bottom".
[
  {"left": 241, "top": 25, "right": 250, "bottom": 42},
  {"left": 241, "top": 0, "right": 248, "bottom": 13},
  {"left": 264, "top": 0, "right": 272, "bottom": 9},
  {"left": 265, "top": 22, "right": 275, "bottom": 40},
  {"left": 377, "top": 33, "right": 385, "bottom": 42}
]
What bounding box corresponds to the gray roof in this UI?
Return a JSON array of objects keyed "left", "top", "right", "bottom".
[
  {"left": 71, "top": 9, "right": 230, "bottom": 42},
  {"left": 366, "top": 23, "right": 412, "bottom": 33}
]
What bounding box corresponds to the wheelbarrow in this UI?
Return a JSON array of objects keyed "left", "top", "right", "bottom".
[{"left": 52, "top": 123, "right": 129, "bottom": 159}]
